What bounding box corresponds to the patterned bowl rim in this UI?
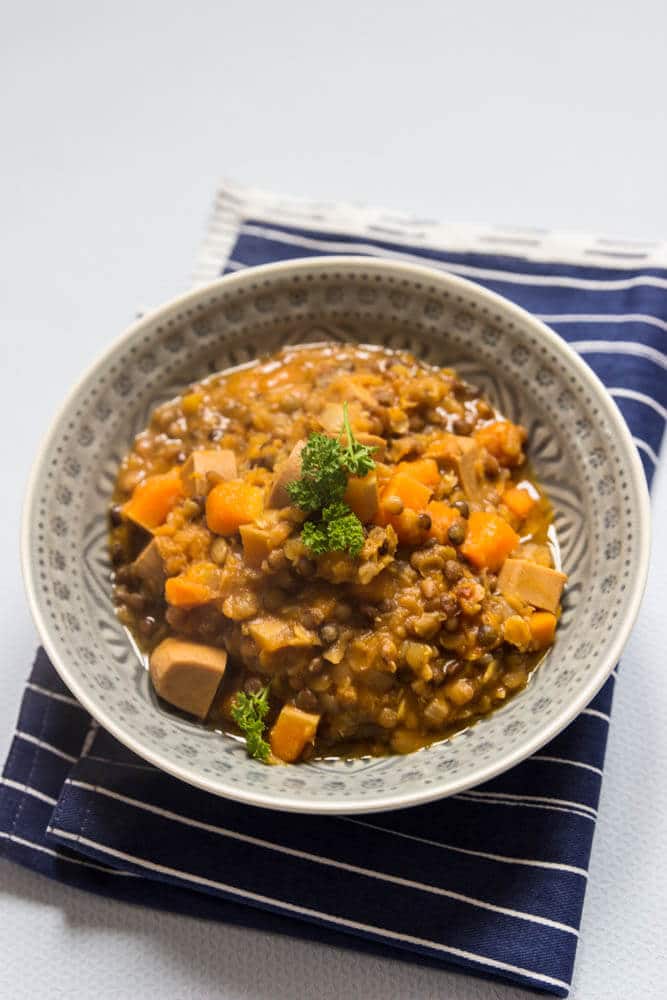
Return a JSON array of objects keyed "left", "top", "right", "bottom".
[{"left": 21, "top": 256, "right": 652, "bottom": 813}]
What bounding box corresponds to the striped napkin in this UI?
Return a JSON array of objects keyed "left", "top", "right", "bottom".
[{"left": 2, "top": 183, "right": 665, "bottom": 997}]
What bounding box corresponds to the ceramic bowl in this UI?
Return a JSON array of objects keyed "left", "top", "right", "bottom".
[{"left": 22, "top": 257, "right": 650, "bottom": 813}]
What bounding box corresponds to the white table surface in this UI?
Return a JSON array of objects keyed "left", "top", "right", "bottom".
[{"left": 2, "top": 3, "right": 666, "bottom": 997}]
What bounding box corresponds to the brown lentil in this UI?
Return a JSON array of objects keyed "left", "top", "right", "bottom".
[{"left": 447, "top": 521, "right": 467, "bottom": 546}]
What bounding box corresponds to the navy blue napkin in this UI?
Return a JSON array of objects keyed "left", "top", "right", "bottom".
[{"left": 2, "top": 185, "right": 665, "bottom": 996}]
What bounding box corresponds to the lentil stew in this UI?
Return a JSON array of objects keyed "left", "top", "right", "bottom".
[{"left": 110, "top": 344, "right": 567, "bottom": 763}]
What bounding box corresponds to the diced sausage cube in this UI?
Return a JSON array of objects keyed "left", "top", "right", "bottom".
[
  {"left": 270, "top": 704, "right": 320, "bottom": 762},
  {"left": 497, "top": 558, "right": 567, "bottom": 613},
  {"left": 131, "top": 538, "right": 168, "bottom": 597},
  {"left": 180, "top": 450, "right": 237, "bottom": 497},
  {"left": 268, "top": 440, "right": 306, "bottom": 508},
  {"left": 344, "top": 471, "right": 379, "bottom": 523},
  {"left": 149, "top": 638, "right": 227, "bottom": 719}
]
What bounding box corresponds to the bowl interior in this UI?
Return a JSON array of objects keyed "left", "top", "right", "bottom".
[{"left": 24, "top": 258, "right": 647, "bottom": 813}]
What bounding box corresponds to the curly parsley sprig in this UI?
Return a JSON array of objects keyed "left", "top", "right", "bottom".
[
  {"left": 286, "top": 402, "right": 376, "bottom": 558},
  {"left": 231, "top": 686, "right": 271, "bottom": 761},
  {"left": 286, "top": 433, "right": 347, "bottom": 512}
]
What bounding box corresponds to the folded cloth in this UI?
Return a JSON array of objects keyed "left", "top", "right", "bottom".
[{"left": 2, "top": 183, "right": 665, "bottom": 997}]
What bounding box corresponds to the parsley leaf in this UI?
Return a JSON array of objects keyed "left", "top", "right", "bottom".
[
  {"left": 340, "top": 402, "right": 376, "bottom": 477},
  {"left": 322, "top": 501, "right": 365, "bottom": 557},
  {"left": 231, "top": 686, "right": 271, "bottom": 762},
  {"left": 301, "top": 501, "right": 366, "bottom": 559},
  {"left": 300, "top": 518, "right": 331, "bottom": 555}
]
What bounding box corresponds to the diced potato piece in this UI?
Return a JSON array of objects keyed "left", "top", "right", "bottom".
[
  {"left": 180, "top": 449, "right": 237, "bottom": 497},
  {"left": 240, "top": 519, "right": 292, "bottom": 567},
  {"left": 344, "top": 471, "right": 379, "bottom": 523},
  {"left": 498, "top": 558, "right": 567, "bottom": 613},
  {"left": 270, "top": 704, "right": 320, "bottom": 763},
  {"left": 131, "top": 537, "right": 167, "bottom": 596},
  {"left": 268, "top": 440, "right": 306, "bottom": 508},
  {"left": 149, "top": 638, "right": 227, "bottom": 719},
  {"left": 247, "top": 616, "right": 319, "bottom": 653}
]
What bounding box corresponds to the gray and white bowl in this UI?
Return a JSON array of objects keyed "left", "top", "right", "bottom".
[{"left": 22, "top": 257, "right": 650, "bottom": 813}]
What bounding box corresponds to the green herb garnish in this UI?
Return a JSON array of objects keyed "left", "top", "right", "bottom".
[
  {"left": 286, "top": 433, "right": 347, "bottom": 512},
  {"left": 231, "top": 686, "right": 271, "bottom": 761},
  {"left": 341, "top": 402, "right": 375, "bottom": 477},
  {"left": 286, "top": 403, "right": 376, "bottom": 558},
  {"left": 301, "top": 501, "right": 366, "bottom": 558}
]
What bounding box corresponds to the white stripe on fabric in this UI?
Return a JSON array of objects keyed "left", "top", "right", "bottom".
[
  {"left": 633, "top": 437, "right": 660, "bottom": 465},
  {"left": 65, "top": 779, "right": 579, "bottom": 936},
  {"left": 0, "top": 777, "right": 57, "bottom": 806},
  {"left": 582, "top": 708, "right": 611, "bottom": 723},
  {"left": 15, "top": 731, "right": 78, "bottom": 764},
  {"left": 531, "top": 755, "right": 603, "bottom": 777},
  {"left": 454, "top": 789, "right": 597, "bottom": 818},
  {"left": 456, "top": 793, "right": 594, "bottom": 822},
  {"left": 26, "top": 682, "right": 81, "bottom": 708},
  {"left": 343, "top": 819, "right": 588, "bottom": 878},
  {"left": 85, "top": 754, "right": 155, "bottom": 770},
  {"left": 537, "top": 313, "right": 667, "bottom": 334},
  {"left": 238, "top": 223, "right": 667, "bottom": 292},
  {"left": 0, "top": 831, "right": 138, "bottom": 876},
  {"left": 48, "top": 826, "right": 571, "bottom": 992},
  {"left": 608, "top": 387, "right": 667, "bottom": 421},
  {"left": 569, "top": 340, "right": 667, "bottom": 369}
]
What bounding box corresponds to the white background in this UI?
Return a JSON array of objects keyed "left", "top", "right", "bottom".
[{"left": 1, "top": 2, "right": 666, "bottom": 997}]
